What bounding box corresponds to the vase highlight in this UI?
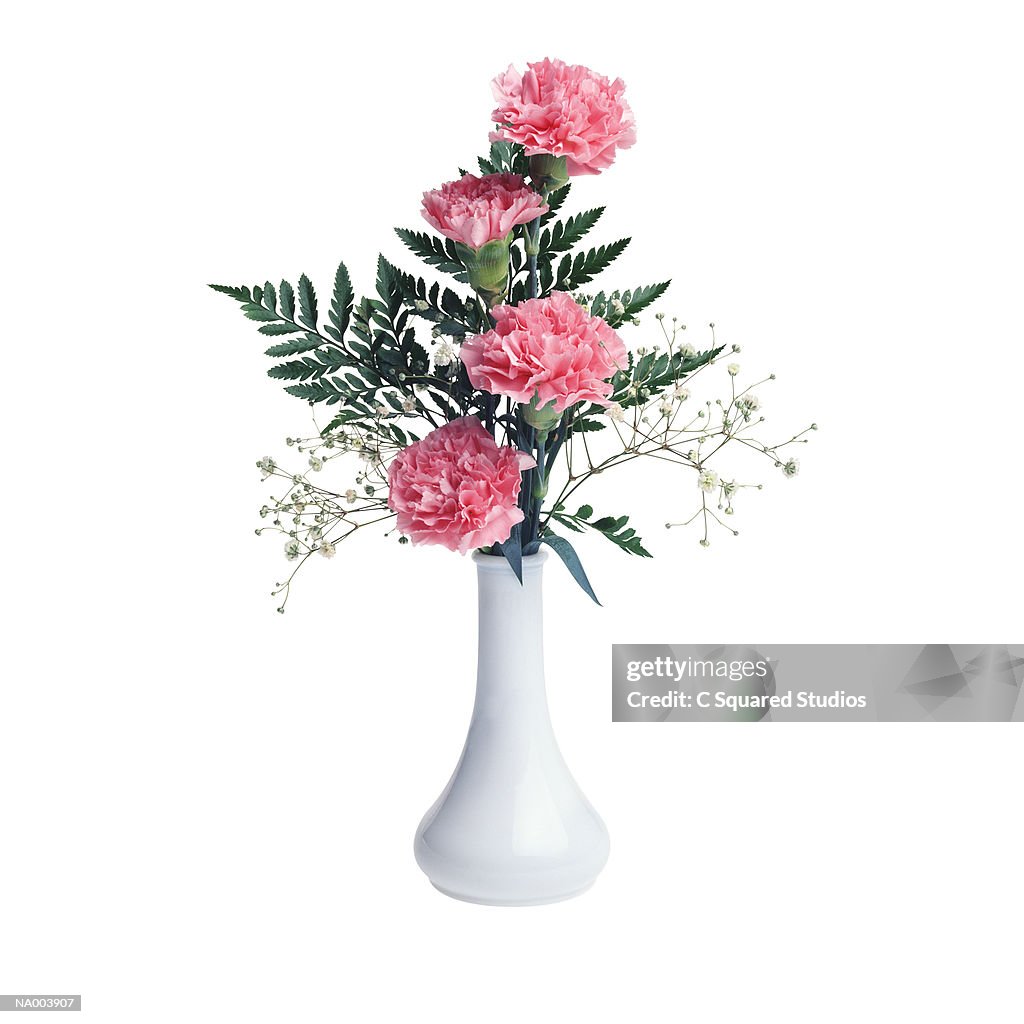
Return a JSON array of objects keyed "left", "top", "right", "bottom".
[{"left": 414, "top": 550, "right": 610, "bottom": 905}]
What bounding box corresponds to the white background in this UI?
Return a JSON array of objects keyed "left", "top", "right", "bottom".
[{"left": 2, "top": 1, "right": 1022, "bottom": 1021}]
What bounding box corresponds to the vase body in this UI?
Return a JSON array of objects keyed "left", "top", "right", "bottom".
[{"left": 414, "top": 550, "right": 610, "bottom": 906}]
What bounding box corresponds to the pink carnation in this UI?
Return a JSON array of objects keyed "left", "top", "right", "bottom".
[
  {"left": 490, "top": 58, "right": 637, "bottom": 176},
  {"left": 421, "top": 172, "right": 548, "bottom": 249},
  {"left": 387, "top": 416, "right": 536, "bottom": 554},
  {"left": 460, "top": 291, "right": 628, "bottom": 414}
]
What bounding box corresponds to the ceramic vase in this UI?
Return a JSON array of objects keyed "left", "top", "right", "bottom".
[{"left": 414, "top": 550, "right": 610, "bottom": 905}]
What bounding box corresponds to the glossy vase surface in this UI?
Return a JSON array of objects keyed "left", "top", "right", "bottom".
[{"left": 414, "top": 550, "right": 610, "bottom": 906}]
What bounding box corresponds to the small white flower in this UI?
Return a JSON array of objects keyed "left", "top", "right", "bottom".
[
  {"left": 727, "top": 363, "right": 740, "bottom": 376},
  {"left": 658, "top": 396, "right": 674, "bottom": 417},
  {"left": 344, "top": 488, "right": 357, "bottom": 504},
  {"left": 374, "top": 403, "right": 388, "bottom": 416},
  {"left": 742, "top": 393, "right": 760, "bottom": 411},
  {"left": 673, "top": 386, "right": 690, "bottom": 402},
  {"left": 698, "top": 469, "right": 720, "bottom": 493},
  {"left": 782, "top": 458, "right": 800, "bottom": 478},
  {"left": 414, "top": 299, "right": 429, "bottom": 312},
  {"left": 284, "top": 539, "right": 301, "bottom": 561},
  {"left": 318, "top": 541, "right": 336, "bottom": 559},
  {"left": 605, "top": 402, "right": 626, "bottom": 423},
  {"left": 722, "top": 480, "right": 738, "bottom": 498},
  {"left": 308, "top": 456, "right": 323, "bottom": 472},
  {"left": 433, "top": 340, "right": 457, "bottom": 367},
  {"left": 257, "top": 456, "right": 276, "bottom": 479},
  {"left": 636, "top": 346, "right": 648, "bottom": 357},
  {"left": 611, "top": 298, "right": 626, "bottom": 316},
  {"left": 402, "top": 396, "right": 417, "bottom": 413},
  {"left": 679, "top": 343, "right": 696, "bottom": 359}
]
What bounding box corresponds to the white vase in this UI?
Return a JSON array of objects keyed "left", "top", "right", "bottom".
[{"left": 414, "top": 550, "right": 610, "bottom": 906}]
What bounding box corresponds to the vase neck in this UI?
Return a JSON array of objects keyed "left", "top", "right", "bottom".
[{"left": 473, "top": 553, "right": 547, "bottom": 699}]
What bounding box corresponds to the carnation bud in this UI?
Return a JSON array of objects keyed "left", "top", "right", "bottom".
[
  {"left": 521, "top": 393, "right": 561, "bottom": 433},
  {"left": 528, "top": 153, "right": 569, "bottom": 192},
  {"left": 454, "top": 236, "right": 511, "bottom": 309}
]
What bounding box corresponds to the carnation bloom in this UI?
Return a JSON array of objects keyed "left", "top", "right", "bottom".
[
  {"left": 460, "top": 291, "right": 628, "bottom": 415},
  {"left": 421, "top": 172, "right": 548, "bottom": 249},
  {"left": 387, "top": 416, "right": 536, "bottom": 554},
  {"left": 490, "top": 58, "right": 637, "bottom": 176}
]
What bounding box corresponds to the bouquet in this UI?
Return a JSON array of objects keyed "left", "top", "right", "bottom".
[{"left": 213, "top": 58, "right": 813, "bottom": 610}]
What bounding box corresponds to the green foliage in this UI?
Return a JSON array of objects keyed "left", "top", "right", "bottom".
[
  {"left": 209, "top": 283, "right": 251, "bottom": 302},
  {"left": 624, "top": 345, "right": 722, "bottom": 406},
  {"left": 540, "top": 184, "right": 570, "bottom": 224},
  {"left": 297, "top": 274, "right": 318, "bottom": 331},
  {"left": 538, "top": 208, "right": 605, "bottom": 255},
  {"left": 477, "top": 140, "right": 530, "bottom": 176},
  {"left": 394, "top": 229, "right": 468, "bottom": 281},
  {"left": 496, "top": 523, "right": 523, "bottom": 582},
  {"left": 549, "top": 504, "right": 652, "bottom": 558},
  {"left": 540, "top": 238, "right": 631, "bottom": 293},
  {"left": 209, "top": 258, "right": 475, "bottom": 428},
  {"left": 396, "top": 273, "right": 489, "bottom": 339},
  {"left": 541, "top": 532, "right": 601, "bottom": 604},
  {"left": 278, "top": 279, "right": 295, "bottom": 319},
  {"left": 328, "top": 263, "right": 353, "bottom": 339},
  {"left": 263, "top": 336, "right": 322, "bottom": 358},
  {"left": 587, "top": 281, "right": 672, "bottom": 328}
]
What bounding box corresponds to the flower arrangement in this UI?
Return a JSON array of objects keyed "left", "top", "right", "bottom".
[{"left": 213, "top": 58, "right": 814, "bottom": 610}]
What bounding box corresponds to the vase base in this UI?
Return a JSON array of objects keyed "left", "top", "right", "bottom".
[{"left": 429, "top": 881, "right": 595, "bottom": 907}]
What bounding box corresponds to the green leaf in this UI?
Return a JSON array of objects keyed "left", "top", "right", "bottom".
[
  {"left": 623, "top": 281, "right": 670, "bottom": 317},
  {"left": 540, "top": 208, "right": 604, "bottom": 255},
  {"left": 263, "top": 335, "right": 322, "bottom": 358},
  {"left": 241, "top": 302, "right": 278, "bottom": 322},
  {"left": 497, "top": 523, "right": 523, "bottom": 583},
  {"left": 551, "top": 514, "right": 585, "bottom": 534},
  {"left": 570, "top": 417, "right": 606, "bottom": 433},
  {"left": 394, "top": 228, "right": 467, "bottom": 278},
  {"left": 329, "top": 262, "right": 353, "bottom": 338},
  {"left": 283, "top": 380, "right": 356, "bottom": 405},
  {"left": 257, "top": 321, "right": 302, "bottom": 336},
  {"left": 297, "top": 274, "right": 318, "bottom": 331},
  {"left": 542, "top": 533, "right": 601, "bottom": 605},
  {"left": 680, "top": 345, "right": 724, "bottom": 373},
  {"left": 267, "top": 358, "right": 324, "bottom": 381},
  {"left": 555, "top": 239, "right": 631, "bottom": 290},
  {"left": 590, "top": 514, "right": 652, "bottom": 557},
  {"left": 577, "top": 505, "right": 593, "bottom": 520},
  {"left": 588, "top": 281, "right": 672, "bottom": 326},
  {"left": 540, "top": 184, "right": 570, "bottom": 224},
  {"left": 208, "top": 283, "right": 251, "bottom": 302},
  {"left": 278, "top": 280, "right": 295, "bottom": 319}
]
